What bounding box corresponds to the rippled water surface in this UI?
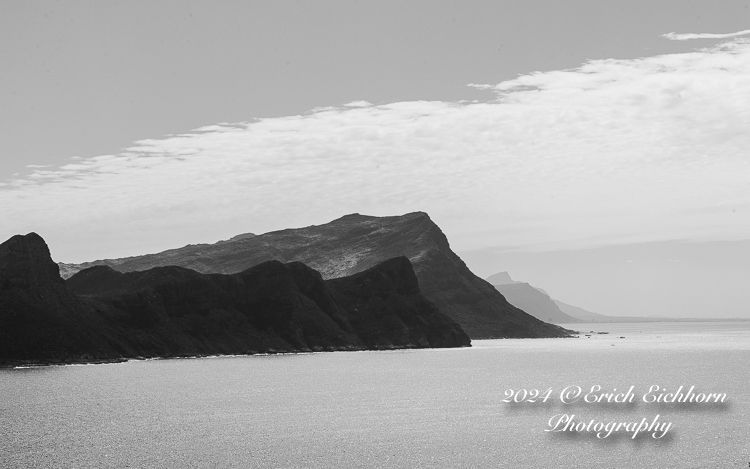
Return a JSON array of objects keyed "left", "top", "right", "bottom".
[{"left": 2, "top": 322, "right": 749, "bottom": 468}]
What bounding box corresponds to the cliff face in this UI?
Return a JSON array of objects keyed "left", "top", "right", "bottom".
[
  {"left": 0, "top": 233, "right": 118, "bottom": 362},
  {"left": 327, "top": 256, "right": 470, "bottom": 348},
  {"left": 0, "top": 232, "right": 64, "bottom": 289},
  {"left": 60, "top": 213, "right": 571, "bottom": 339},
  {"left": 1, "top": 233, "right": 468, "bottom": 366}
]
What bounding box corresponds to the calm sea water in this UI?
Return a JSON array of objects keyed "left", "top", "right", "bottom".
[{"left": 2, "top": 322, "right": 749, "bottom": 468}]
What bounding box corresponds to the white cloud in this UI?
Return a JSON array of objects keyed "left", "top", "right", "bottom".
[
  {"left": 343, "top": 100, "right": 373, "bottom": 107},
  {"left": 663, "top": 29, "right": 750, "bottom": 41},
  {"left": 2, "top": 40, "right": 750, "bottom": 262}
]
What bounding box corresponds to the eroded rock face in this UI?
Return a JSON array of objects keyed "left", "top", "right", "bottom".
[
  {"left": 1, "top": 233, "right": 469, "bottom": 366},
  {"left": 59, "top": 212, "right": 571, "bottom": 338}
]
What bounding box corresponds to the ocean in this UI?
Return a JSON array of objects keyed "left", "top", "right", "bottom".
[{"left": 2, "top": 321, "right": 748, "bottom": 468}]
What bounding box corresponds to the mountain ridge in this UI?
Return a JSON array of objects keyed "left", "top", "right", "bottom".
[
  {"left": 58, "top": 212, "right": 571, "bottom": 339},
  {"left": 1, "top": 232, "right": 470, "bottom": 367}
]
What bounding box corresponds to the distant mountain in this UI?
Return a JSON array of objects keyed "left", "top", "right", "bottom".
[
  {"left": 486, "top": 270, "right": 642, "bottom": 323},
  {"left": 551, "top": 300, "right": 747, "bottom": 323},
  {"left": 488, "top": 280, "right": 583, "bottom": 324},
  {"left": 485, "top": 271, "right": 520, "bottom": 285},
  {"left": 1, "top": 233, "right": 469, "bottom": 366},
  {"left": 486, "top": 272, "right": 747, "bottom": 324},
  {"left": 58, "top": 212, "right": 571, "bottom": 339},
  {"left": 553, "top": 299, "right": 612, "bottom": 322}
]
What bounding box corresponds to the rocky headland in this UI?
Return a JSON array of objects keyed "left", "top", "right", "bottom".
[
  {"left": 59, "top": 212, "right": 571, "bottom": 339},
  {"left": 0, "top": 232, "right": 469, "bottom": 367}
]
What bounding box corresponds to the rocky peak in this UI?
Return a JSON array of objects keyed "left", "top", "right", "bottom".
[{"left": 0, "top": 233, "right": 64, "bottom": 290}]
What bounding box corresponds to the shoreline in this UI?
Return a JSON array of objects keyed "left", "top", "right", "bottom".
[{"left": 0, "top": 342, "right": 476, "bottom": 369}]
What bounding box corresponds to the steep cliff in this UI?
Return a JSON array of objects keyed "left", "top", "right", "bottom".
[
  {"left": 60, "top": 213, "right": 571, "bottom": 338},
  {"left": 327, "top": 256, "right": 470, "bottom": 348},
  {"left": 0, "top": 233, "right": 121, "bottom": 362}
]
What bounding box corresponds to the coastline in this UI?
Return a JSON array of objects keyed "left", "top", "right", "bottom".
[{"left": 0, "top": 342, "right": 475, "bottom": 369}]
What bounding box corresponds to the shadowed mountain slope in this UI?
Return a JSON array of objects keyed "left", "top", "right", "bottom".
[
  {"left": 1, "top": 233, "right": 469, "bottom": 366},
  {"left": 0, "top": 233, "right": 121, "bottom": 362},
  {"left": 60, "top": 212, "right": 571, "bottom": 339}
]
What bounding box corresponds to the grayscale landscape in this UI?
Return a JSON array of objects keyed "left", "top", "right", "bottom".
[{"left": 2, "top": 2, "right": 749, "bottom": 468}]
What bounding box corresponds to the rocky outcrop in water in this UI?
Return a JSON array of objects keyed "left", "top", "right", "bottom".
[
  {"left": 59, "top": 212, "right": 571, "bottom": 339},
  {"left": 1, "top": 233, "right": 469, "bottom": 366}
]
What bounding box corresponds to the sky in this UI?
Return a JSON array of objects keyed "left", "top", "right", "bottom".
[{"left": 1, "top": 1, "right": 749, "bottom": 318}]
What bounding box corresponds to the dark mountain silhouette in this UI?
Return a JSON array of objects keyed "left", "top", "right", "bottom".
[
  {"left": 1, "top": 233, "right": 469, "bottom": 367},
  {"left": 0, "top": 233, "right": 119, "bottom": 362},
  {"left": 59, "top": 212, "right": 571, "bottom": 339}
]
